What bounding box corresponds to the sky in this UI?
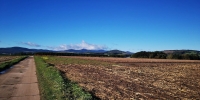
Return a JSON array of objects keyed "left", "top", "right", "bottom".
[{"left": 0, "top": 0, "right": 200, "bottom": 52}]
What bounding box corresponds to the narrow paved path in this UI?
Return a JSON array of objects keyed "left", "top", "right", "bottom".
[{"left": 0, "top": 56, "right": 40, "bottom": 100}]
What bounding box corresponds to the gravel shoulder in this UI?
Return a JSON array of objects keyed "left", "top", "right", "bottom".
[{"left": 0, "top": 56, "right": 40, "bottom": 100}]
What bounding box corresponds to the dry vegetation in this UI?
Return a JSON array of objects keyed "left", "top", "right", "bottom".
[
  {"left": 45, "top": 56, "right": 200, "bottom": 99},
  {"left": 0, "top": 56, "right": 20, "bottom": 64},
  {"left": 0, "top": 56, "right": 27, "bottom": 72}
]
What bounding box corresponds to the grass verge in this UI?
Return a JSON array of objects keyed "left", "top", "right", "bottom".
[
  {"left": 34, "top": 56, "right": 93, "bottom": 100},
  {"left": 0, "top": 56, "right": 27, "bottom": 72}
]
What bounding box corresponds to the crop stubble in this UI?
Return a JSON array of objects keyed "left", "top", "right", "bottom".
[{"left": 45, "top": 56, "right": 200, "bottom": 99}]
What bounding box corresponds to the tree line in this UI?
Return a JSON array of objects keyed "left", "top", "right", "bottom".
[
  {"left": 34, "top": 52, "right": 130, "bottom": 58},
  {"left": 2, "top": 51, "right": 199, "bottom": 60},
  {"left": 131, "top": 51, "right": 200, "bottom": 60},
  {"left": 1, "top": 52, "right": 131, "bottom": 58}
]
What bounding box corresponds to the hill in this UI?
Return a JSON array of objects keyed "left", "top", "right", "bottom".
[
  {"left": 163, "top": 50, "right": 200, "bottom": 55},
  {"left": 60, "top": 49, "right": 106, "bottom": 53},
  {"left": 132, "top": 50, "right": 200, "bottom": 60},
  {"left": 0, "top": 47, "right": 51, "bottom": 54},
  {"left": 105, "top": 50, "right": 133, "bottom": 55},
  {"left": 0, "top": 47, "right": 133, "bottom": 57}
]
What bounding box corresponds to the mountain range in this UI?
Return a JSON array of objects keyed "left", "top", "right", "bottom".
[
  {"left": 1, "top": 47, "right": 199, "bottom": 56},
  {"left": 0, "top": 47, "right": 133, "bottom": 55},
  {"left": 0, "top": 47, "right": 51, "bottom": 54},
  {"left": 61, "top": 49, "right": 106, "bottom": 53}
]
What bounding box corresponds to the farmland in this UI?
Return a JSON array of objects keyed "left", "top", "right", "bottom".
[
  {"left": 43, "top": 56, "right": 200, "bottom": 99},
  {"left": 0, "top": 56, "right": 20, "bottom": 64},
  {"left": 34, "top": 56, "right": 93, "bottom": 100},
  {"left": 0, "top": 56, "right": 27, "bottom": 72}
]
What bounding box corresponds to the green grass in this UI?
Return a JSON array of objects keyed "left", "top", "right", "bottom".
[
  {"left": 0, "top": 56, "right": 27, "bottom": 71},
  {"left": 34, "top": 56, "right": 93, "bottom": 100}
]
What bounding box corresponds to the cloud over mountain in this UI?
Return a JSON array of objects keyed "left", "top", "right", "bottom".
[
  {"left": 48, "top": 41, "right": 107, "bottom": 51},
  {"left": 21, "top": 42, "right": 41, "bottom": 47}
]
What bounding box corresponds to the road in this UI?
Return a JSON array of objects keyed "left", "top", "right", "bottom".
[{"left": 0, "top": 56, "right": 40, "bottom": 100}]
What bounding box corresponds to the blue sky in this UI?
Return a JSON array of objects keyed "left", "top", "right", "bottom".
[{"left": 0, "top": 0, "right": 200, "bottom": 52}]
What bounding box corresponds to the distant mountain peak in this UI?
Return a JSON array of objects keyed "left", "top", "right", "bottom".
[{"left": 61, "top": 49, "right": 106, "bottom": 53}]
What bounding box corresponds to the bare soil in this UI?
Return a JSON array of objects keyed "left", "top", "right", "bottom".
[
  {"left": 0, "top": 56, "right": 40, "bottom": 100},
  {"left": 55, "top": 57, "right": 200, "bottom": 99}
]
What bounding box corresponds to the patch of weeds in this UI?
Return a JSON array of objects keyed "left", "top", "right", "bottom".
[
  {"left": 35, "top": 56, "right": 95, "bottom": 100},
  {"left": 0, "top": 56, "right": 27, "bottom": 72}
]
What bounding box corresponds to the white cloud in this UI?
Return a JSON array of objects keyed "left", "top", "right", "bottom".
[
  {"left": 21, "top": 42, "right": 41, "bottom": 47},
  {"left": 49, "top": 40, "right": 107, "bottom": 51}
]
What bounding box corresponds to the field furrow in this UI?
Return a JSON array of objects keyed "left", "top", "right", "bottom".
[{"left": 44, "top": 56, "right": 200, "bottom": 99}]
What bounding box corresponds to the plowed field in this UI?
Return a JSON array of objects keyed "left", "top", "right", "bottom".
[{"left": 44, "top": 56, "right": 200, "bottom": 99}]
